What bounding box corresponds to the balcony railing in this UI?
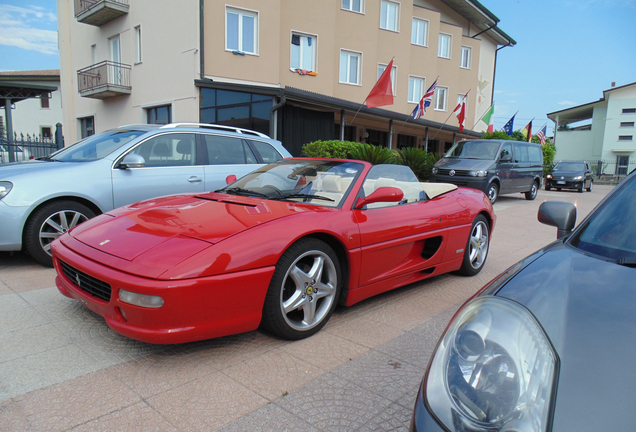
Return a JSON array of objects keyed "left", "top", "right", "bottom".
[
  {"left": 74, "top": 0, "right": 129, "bottom": 26},
  {"left": 77, "top": 61, "right": 131, "bottom": 99}
]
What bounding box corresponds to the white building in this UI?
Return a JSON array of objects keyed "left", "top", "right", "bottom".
[
  {"left": 0, "top": 70, "right": 62, "bottom": 140},
  {"left": 548, "top": 82, "right": 636, "bottom": 176}
]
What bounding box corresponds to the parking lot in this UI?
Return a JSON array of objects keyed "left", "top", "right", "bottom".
[{"left": 0, "top": 185, "right": 613, "bottom": 431}]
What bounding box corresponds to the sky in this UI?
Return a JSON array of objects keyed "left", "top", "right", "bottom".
[{"left": 0, "top": 0, "right": 635, "bottom": 136}]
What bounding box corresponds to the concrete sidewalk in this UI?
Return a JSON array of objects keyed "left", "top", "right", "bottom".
[{"left": 0, "top": 186, "right": 612, "bottom": 431}]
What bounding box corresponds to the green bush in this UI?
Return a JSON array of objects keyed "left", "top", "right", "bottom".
[
  {"left": 301, "top": 140, "right": 359, "bottom": 159},
  {"left": 349, "top": 143, "right": 395, "bottom": 165},
  {"left": 395, "top": 147, "right": 437, "bottom": 181}
]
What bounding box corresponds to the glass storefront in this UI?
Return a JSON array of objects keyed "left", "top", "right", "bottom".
[{"left": 200, "top": 88, "right": 273, "bottom": 136}]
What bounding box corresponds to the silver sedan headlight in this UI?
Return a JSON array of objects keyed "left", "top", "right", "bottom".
[
  {"left": 426, "top": 296, "right": 557, "bottom": 432},
  {"left": 0, "top": 181, "right": 13, "bottom": 200},
  {"left": 432, "top": 167, "right": 439, "bottom": 175}
]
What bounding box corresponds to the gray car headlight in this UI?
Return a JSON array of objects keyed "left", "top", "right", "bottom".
[
  {"left": 426, "top": 296, "right": 557, "bottom": 432},
  {"left": 0, "top": 181, "right": 13, "bottom": 200},
  {"left": 432, "top": 167, "right": 439, "bottom": 174},
  {"left": 573, "top": 176, "right": 583, "bottom": 181},
  {"left": 469, "top": 170, "right": 488, "bottom": 177}
]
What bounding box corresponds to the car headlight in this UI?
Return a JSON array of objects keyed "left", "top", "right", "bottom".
[
  {"left": 118, "top": 289, "right": 164, "bottom": 308},
  {"left": 573, "top": 176, "right": 583, "bottom": 181},
  {"left": 0, "top": 181, "right": 13, "bottom": 200},
  {"left": 469, "top": 170, "right": 488, "bottom": 177},
  {"left": 425, "top": 296, "right": 557, "bottom": 432},
  {"left": 432, "top": 167, "right": 439, "bottom": 174},
  {"left": 546, "top": 174, "right": 552, "bottom": 179}
]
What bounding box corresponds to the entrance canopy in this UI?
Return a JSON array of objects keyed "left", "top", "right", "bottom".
[{"left": 0, "top": 82, "right": 57, "bottom": 108}]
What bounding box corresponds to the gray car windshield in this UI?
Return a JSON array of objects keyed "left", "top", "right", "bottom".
[
  {"left": 554, "top": 162, "right": 584, "bottom": 171},
  {"left": 569, "top": 175, "right": 636, "bottom": 263},
  {"left": 46, "top": 130, "right": 146, "bottom": 162},
  {"left": 444, "top": 141, "right": 500, "bottom": 160},
  {"left": 217, "top": 159, "right": 364, "bottom": 207}
]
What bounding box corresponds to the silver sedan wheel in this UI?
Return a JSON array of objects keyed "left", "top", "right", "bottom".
[
  {"left": 279, "top": 249, "right": 338, "bottom": 331},
  {"left": 468, "top": 220, "right": 489, "bottom": 269},
  {"left": 39, "top": 210, "right": 89, "bottom": 255}
]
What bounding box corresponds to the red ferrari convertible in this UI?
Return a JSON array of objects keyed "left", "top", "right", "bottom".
[{"left": 52, "top": 158, "right": 495, "bottom": 344}]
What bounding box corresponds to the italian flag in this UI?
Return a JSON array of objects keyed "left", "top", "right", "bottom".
[{"left": 481, "top": 104, "right": 495, "bottom": 133}]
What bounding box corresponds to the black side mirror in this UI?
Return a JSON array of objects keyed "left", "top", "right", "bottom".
[
  {"left": 500, "top": 154, "right": 512, "bottom": 162},
  {"left": 538, "top": 201, "right": 577, "bottom": 239}
]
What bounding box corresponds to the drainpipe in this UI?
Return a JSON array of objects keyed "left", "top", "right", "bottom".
[
  {"left": 340, "top": 109, "right": 345, "bottom": 140},
  {"left": 492, "top": 43, "right": 512, "bottom": 103},
  {"left": 388, "top": 119, "right": 393, "bottom": 150},
  {"left": 199, "top": 0, "right": 205, "bottom": 79},
  {"left": 269, "top": 95, "right": 286, "bottom": 140}
]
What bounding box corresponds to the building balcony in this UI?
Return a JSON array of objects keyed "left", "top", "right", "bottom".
[
  {"left": 77, "top": 61, "right": 131, "bottom": 99},
  {"left": 74, "top": 0, "right": 129, "bottom": 26}
]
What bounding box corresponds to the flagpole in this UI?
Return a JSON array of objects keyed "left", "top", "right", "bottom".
[
  {"left": 476, "top": 101, "right": 494, "bottom": 125},
  {"left": 430, "top": 89, "right": 470, "bottom": 141},
  {"left": 395, "top": 112, "right": 414, "bottom": 136}
]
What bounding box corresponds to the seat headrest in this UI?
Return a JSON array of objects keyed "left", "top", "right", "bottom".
[
  {"left": 176, "top": 139, "right": 193, "bottom": 155},
  {"left": 322, "top": 175, "right": 342, "bottom": 192},
  {"left": 153, "top": 142, "right": 171, "bottom": 157}
]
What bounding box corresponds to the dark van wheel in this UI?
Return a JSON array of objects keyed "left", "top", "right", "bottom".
[
  {"left": 261, "top": 238, "right": 341, "bottom": 340},
  {"left": 525, "top": 181, "right": 539, "bottom": 200},
  {"left": 458, "top": 215, "right": 490, "bottom": 276},
  {"left": 487, "top": 183, "right": 498, "bottom": 204},
  {"left": 24, "top": 201, "right": 95, "bottom": 267}
]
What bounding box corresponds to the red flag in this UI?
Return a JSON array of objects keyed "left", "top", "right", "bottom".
[
  {"left": 454, "top": 91, "right": 468, "bottom": 132},
  {"left": 366, "top": 59, "right": 394, "bottom": 108}
]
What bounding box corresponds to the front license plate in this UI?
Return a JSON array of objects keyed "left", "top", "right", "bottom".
[{"left": 557, "top": 181, "right": 566, "bottom": 185}]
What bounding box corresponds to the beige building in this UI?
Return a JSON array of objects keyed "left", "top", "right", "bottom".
[{"left": 57, "top": 0, "right": 514, "bottom": 156}]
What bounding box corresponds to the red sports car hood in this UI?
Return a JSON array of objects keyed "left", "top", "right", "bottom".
[{"left": 71, "top": 192, "right": 313, "bottom": 262}]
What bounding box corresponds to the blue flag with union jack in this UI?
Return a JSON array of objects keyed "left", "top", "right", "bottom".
[{"left": 412, "top": 77, "right": 439, "bottom": 120}]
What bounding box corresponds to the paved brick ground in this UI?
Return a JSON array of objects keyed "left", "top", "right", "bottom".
[{"left": 0, "top": 186, "right": 612, "bottom": 431}]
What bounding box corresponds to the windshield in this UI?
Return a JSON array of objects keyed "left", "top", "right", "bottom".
[
  {"left": 554, "top": 162, "right": 585, "bottom": 171},
  {"left": 46, "top": 130, "right": 146, "bottom": 162},
  {"left": 444, "top": 140, "right": 500, "bottom": 160},
  {"left": 569, "top": 175, "right": 636, "bottom": 262},
  {"left": 217, "top": 159, "right": 364, "bottom": 207}
]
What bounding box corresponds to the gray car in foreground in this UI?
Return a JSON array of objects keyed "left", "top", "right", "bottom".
[
  {"left": 411, "top": 169, "right": 636, "bottom": 431},
  {"left": 0, "top": 123, "right": 291, "bottom": 266}
]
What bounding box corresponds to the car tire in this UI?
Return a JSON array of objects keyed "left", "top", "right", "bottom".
[
  {"left": 487, "top": 182, "right": 499, "bottom": 205},
  {"left": 556, "top": 187, "right": 561, "bottom": 191},
  {"left": 525, "top": 181, "right": 539, "bottom": 200},
  {"left": 578, "top": 184, "right": 584, "bottom": 193},
  {"left": 457, "top": 215, "right": 490, "bottom": 276},
  {"left": 587, "top": 181, "right": 593, "bottom": 192},
  {"left": 24, "top": 200, "right": 95, "bottom": 267},
  {"left": 545, "top": 184, "right": 551, "bottom": 191},
  {"left": 261, "top": 238, "right": 341, "bottom": 340}
]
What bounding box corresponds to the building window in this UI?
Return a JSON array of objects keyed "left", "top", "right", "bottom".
[
  {"left": 435, "top": 86, "right": 448, "bottom": 111},
  {"left": 290, "top": 33, "right": 316, "bottom": 72},
  {"left": 411, "top": 18, "right": 428, "bottom": 46},
  {"left": 460, "top": 46, "right": 471, "bottom": 69},
  {"left": 618, "top": 135, "right": 633, "bottom": 141},
  {"left": 380, "top": 0, "right": 399, "bottom": 32},
  {"left": 408, "top": 76, "right": 424, "bottom": 103},
  {"left": 40, "top": 95, "right": 50, "bottom": 109},
  {"left": 438, "top": 33, "right": 451, "bottom": 59},
  {"left": 200, "top": 88, "right": 273, "bottom": 136},
  {"left": 146, "top": 105, "right": 172, "bottom": 125},
  {"left": 226, "top": 7, "right": 258, "bottom": 55},
  {"left": 377, "top": 63, "right": 397, "bottom": 95},
  {"left": 342, "top": 0, "right": 363, "bottom": 13},
  {"left": 41, "top": 126, "right": 52, "bottom": 139},
  {"left": 134, "top": 26, "right": 142, "bottom": 63},
  {"left": 456, "top": 93, "right": 468, "bottom": 107},
  {"left": 80, "top": 116, "right": 94, "bottom": 139},
  {"left": 622, "top": 108, "right": 636, "bottom": 114},
  {"left": 339, "top": 50, "right": 361, "bottom": 85},
  {"left": 620, "top": 122, "right": 635, "bottom": 127}
]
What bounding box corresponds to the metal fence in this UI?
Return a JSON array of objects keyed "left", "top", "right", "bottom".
[
  {"left": 77, "top": 60, "right": 132, "bottom": 95},
  {"left": 0, "top": 131, "right": 62, "bottom": 164},
  {"left": 74, "top": 0, "right": 129, "bottom": 17}
]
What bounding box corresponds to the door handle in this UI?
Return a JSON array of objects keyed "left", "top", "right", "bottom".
[{"left": 188, "top": 176, "right": 203, "bottom": 183}]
